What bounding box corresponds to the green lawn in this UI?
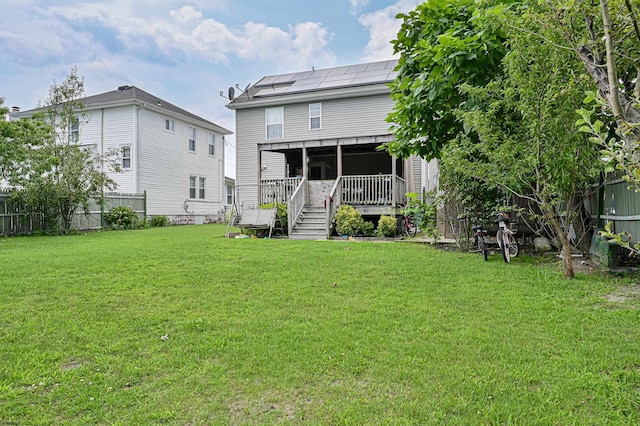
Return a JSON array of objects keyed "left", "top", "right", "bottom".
[{"left": 1, "top": 225, "right": 639, "bottom": 425}]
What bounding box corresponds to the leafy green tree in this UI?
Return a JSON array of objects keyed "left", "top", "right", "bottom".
[
  {"left": 446, "top": 8, "right": 602, "bottom": 278},
  {"left": 385, "top": 0, "right": 511, "bottom": 159},
  {"left": 3, "top": 68, "right": 118, "bottom": 233},
  {"left": 549, "top": 0, "right": 640, "bottom": 185}
]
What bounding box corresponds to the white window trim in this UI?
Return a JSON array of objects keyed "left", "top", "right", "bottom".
[
  {"left": 189, "top": 175, "right": 206, "bottom": 200},
  {"left": 120, "top": 145, "right": 132, "bottom": 170},
  {"left": 309, "top": 103, "right": 322, "bottom": 130},
  {"left": 265, "top": 107, "right": 284, "bottom": 140},
  {"left": 188, "top": 126, "right": 197, "bottom": 152},
  {"left": 164, "top": 118, "right": 175, "bottom": 133},
  {"left": 208, "top": 133, "right": 216, "bottom": 156},
  {"left": 69, "top": 118, "right": 80, "bottom": 143}
]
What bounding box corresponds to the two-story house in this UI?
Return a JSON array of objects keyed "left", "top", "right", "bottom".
[
  {"left": 226, "top": 60, "right": 437, "bottom": 239},
  {"left": 12, "top": 85, "right": 233, "bottom": 225}
]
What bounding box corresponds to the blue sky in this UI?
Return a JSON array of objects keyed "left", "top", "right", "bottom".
[{"left": 0, "top": 0, "right": 421, "bottom": 177}]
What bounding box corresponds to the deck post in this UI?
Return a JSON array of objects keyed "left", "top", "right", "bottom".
[
  {"left": 391, "top": 155, "right": 397, "bottom": 207},
  {"left": 337, "top": 144, "right": 343, "bottom": 177}
]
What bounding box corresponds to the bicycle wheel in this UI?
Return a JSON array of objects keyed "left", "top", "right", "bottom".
[
  {"left": 507, "top": 233, "right": 519, "bottom": 258},
  {"left": 497, "top": 229, "right": 510, "bottom": 263},
  {"left": 477, "top": 236, "right": 488, "bottom": 261},
  {"left": 405, "top": 217, "right": 417, "bottom": 237}
]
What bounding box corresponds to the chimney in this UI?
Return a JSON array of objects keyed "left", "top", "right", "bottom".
[{"left": 12, "top": 106, "right": 20, "bottom": 112}]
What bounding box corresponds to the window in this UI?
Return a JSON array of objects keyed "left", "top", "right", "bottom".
[
  {"left": 208, "top": 133, "right": 216, "bottom": 156},
  {"left": 189, "top": 175, "right": 206, "bottom": 199},
  {"left": 266, "top": 107, "right": 284, "bottom": 140},
  {"left": 189, "top": 176, "right": 196, "bottom": 199},
  {"left": 188, "top": 127, "right": 196, "bottom": 151},
  {"left": 309, "top": 103, "right": 321, "bottom": 130},
  {"left": 164, "top": 118, "right": 175, "bottom": 132},
  {"left": 226, "top": 185, "right": 233, "bottom": 205},
  {"left": 199, "top": 177, "right": 206, "bottom": 199},
  {"left": 69, "top": 118, "right": 79, "bottom": 143},
  {"left": 121, "top": 146, "right": 131, "bottom": 169}
]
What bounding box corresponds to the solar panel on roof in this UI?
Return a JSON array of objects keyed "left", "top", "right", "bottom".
[
  {"left": 327, "top": 66, "right": 349, "bottom": 76},
  {"left": 346, "top": 63, "right": 368, "bottom": 73},
  {"left": 365, "top": 61, "right": 389, "bottom": 71},
  {"left": 316, "top": 79, "right": 354, "bottom": 89}
]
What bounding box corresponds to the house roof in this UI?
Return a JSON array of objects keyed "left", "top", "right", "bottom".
[
  {"left": 12, "top": 85, "right": 232, "bottom": 135},
  {"left": 227, "top": 59, "right": 398, "bottom": 109}
]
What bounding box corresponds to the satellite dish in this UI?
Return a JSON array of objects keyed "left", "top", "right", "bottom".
[{"left": 228, "top": 86, "right": 235, "bottom": 101}]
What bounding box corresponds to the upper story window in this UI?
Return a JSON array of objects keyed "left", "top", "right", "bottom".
[
  {"left": 121, "top": 146, "right": 131, "bottom": 169},
  {"left": 69, "top": 118, "right": 80, "bottom": 143},
  {"left": 208, "top": 133, "right": 216, "bottom": 156},
  {"left": 188, "top": 127, "right": 196, "bottom": 152},
  {"left": 164, "top": 118, "right": 175, "bottom": 132},
  {"left": 266, "top": 107, "right": 284, "bottom": 140},
  {"left": 309, "top": 103, "right": 321, "bottom": 130}
]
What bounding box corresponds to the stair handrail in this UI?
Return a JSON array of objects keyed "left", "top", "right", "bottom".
[
  {"left": 288, "top": 177, "right": 307, "bottom": 235},
  {"left": 326, "top": 177, "right": 342, "bottom": 239}
]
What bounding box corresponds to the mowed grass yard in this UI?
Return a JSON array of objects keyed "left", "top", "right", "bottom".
[{"left": 1, "top": 224, "right": 640, "bottom": 425}]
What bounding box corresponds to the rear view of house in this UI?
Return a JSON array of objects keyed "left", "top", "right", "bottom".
[
  {"left": 227, "top": 60, "right": 437, "bottom": 239},
  {"left": 12, "top": 86, "right": 232, "bottom": 225}
]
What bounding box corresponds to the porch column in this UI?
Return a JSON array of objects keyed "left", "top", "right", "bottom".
[
  {"left": 337, "top": 144, "right": 343, "bottom": 177},
  {"left": 302, "top": 146, "right": 308, "bottom": 179},
  {"left": 257, "top": 149, "right": 263, "bottom": 204},
  {"left": 391, "top": 154, "right": 397, "bottom": 207}
]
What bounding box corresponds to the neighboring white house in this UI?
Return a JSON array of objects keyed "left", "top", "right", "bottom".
[
  {"left": 227, "top": 59, "right": 438, "bottom": 239},
  {"left": 11, "top": 85, "right": 233, "bottom": 224}
]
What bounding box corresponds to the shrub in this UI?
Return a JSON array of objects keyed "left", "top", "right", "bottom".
[
  {"left": 149, "top": 215, "right": 171, "bottom": 227},
  {"left": 335, "top": 205, "right": 364, "bottom": 236},
  {"left": 104, "top": 206, "right": 139, "bottom": 230},
  {"left": 260, "top": 202, "right": 288, "bottom": 233},
  {"left": 376, "top": 215, "right": 397, "bottom": 237},
  {"left": 361, "top": 221, "right": 375, "bottom": 237}
]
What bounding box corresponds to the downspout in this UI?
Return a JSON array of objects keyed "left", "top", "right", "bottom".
[
  {"left": 391, "top": 154, "right": 397, "bottom": 208},
  {"left": 100, "top": 108, "right": 105, "bottom": 226}
]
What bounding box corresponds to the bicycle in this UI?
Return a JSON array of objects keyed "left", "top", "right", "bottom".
[
  {"left": 472, "top": 223, "right": 488, "bottom": 261},
  {"left": 495, "top": 213, "right": 519, "bottom": 263},
  {"left": 404, "top": 213, "right": 418, "bottom": 237}
]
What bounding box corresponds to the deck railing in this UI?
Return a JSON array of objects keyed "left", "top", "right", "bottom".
[
  {"left": 342, "top": 175, "right": 405, "bottom": 206},
  {"left": 288, "top": 177, "right": 307, "bottom": 235},
  {"left": 326, "top": 177, "right": 343, "bottom": 238},
  {"left": 259, "top": 177, "right": 301, "bottom": 205}
]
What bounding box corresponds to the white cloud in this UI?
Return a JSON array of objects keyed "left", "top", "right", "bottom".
[
  {"left": 358, "top": 0, "right": 421, "bottom": 62},
  {"left": 349, "top": 0, "right": 370, "bottom": 10}
]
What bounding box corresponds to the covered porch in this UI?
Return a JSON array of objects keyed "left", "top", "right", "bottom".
[{"left": 256, "top": 135, "right": 408, "bottom": 239}]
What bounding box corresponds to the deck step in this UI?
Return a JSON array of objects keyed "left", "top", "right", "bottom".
[{"left": 290, "top": 206, "right": 328, "bottom": 240}]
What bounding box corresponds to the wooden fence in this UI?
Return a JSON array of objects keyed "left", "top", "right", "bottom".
[{"left": 0, "top": 192, "right": 146, "bottom": 235}]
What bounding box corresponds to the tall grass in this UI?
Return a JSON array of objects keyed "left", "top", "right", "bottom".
[{"left": 0, "top": 225, "right": 639, "bottom": 424}]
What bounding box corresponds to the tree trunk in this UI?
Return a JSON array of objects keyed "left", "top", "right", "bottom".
[{"left": 543, "top": 204, "right": 575, "bottom": 279}]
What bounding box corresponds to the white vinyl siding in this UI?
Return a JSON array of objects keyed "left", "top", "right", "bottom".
[
  {"left": 309, "top": 103, "right": 321, "bottom": 130},
  {"left": 265, "top": 107, "right": 284, "bottom": 140},
  {"left": 138, "top": 109, "right": 225, "bottom": 216}
]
